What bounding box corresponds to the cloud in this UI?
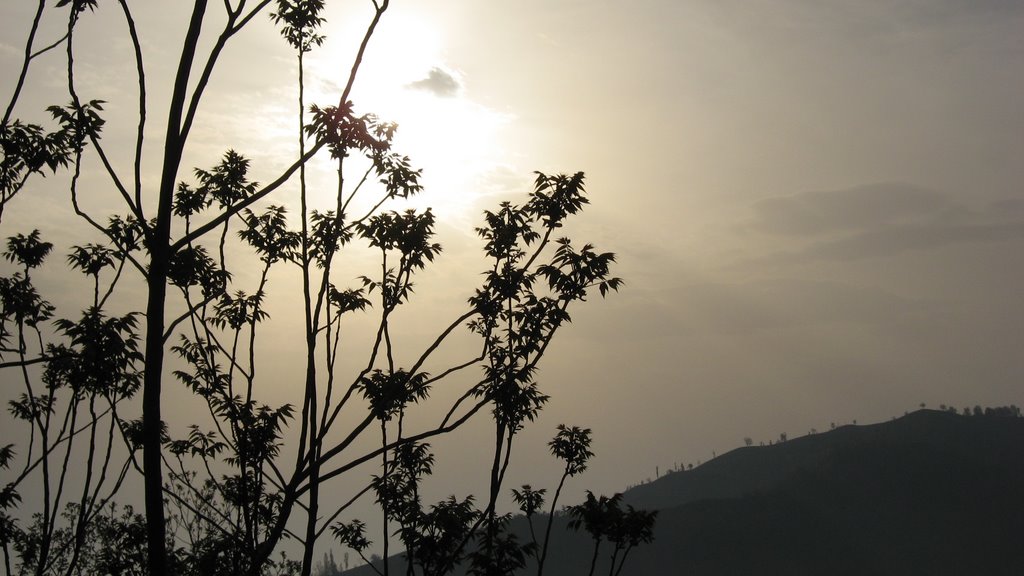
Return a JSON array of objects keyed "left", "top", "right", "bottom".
[
  {"left": 788, "top": 221, "right": 1024, "bottom": 262},
  {"left": 987, "top": 197, "right": 1024, "bottom": 216},
  {"left": 746, "top": 183, "right": 1024, "bottom": 261},
  {"left": 750, "top": 183, "right": 948, "bottom": 236},
  {"left": 666, "top": 278, "right": 930, "bottom": 335},
  {"left": 406, "top": 67, "right": 461, "bottom": 98}
]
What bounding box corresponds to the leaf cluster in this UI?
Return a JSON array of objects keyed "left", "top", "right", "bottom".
[
  {"left": 46, "top": 100, "right": 105, "bottom": 149},
  {"left": 357, "top": 369, "right": 430, "bottom": 421},
  {"left": 568, "top": 492, "right": 658, "bottom": 576},
  {"left": 0, "top": 119, "right": 73, "bottom": 198},
  {"left": 549, "top": 424, "right": 594, "bottom": 476},
  {"left": 48, "top": 309, "right": 143, "bottom": 397},
  {"left": 239, "top": 206, "right": 300, "bottom": 265},
  {"left": 270, "top": 0, "right": 327, "bottom": 53}
]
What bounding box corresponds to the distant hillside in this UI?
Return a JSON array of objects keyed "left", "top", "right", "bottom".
[
  {"left": 341, "top": 409, "right": 1024, "bottom": 575},
  {"left": 613, "top": 409, "right": 1024, "bottom": 575}
]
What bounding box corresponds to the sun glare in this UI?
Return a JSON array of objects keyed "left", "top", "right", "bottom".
[
  {"left": 378, "top": 89, "right": 510, "bottom": 220},
  {"left": 308, "top": 10, "right": 513, "bottom": 223}
]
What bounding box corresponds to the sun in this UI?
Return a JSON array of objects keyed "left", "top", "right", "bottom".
[
  {"left": 308, "top": 8, "right": 513, "bottom": 223},
  {"left": 374, "top": 84, "right": 511, "bottom": 220}
]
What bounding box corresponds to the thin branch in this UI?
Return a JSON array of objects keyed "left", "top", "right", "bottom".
[
  {"left": 232, "top": 0, "right": 273, "bottom": 33},
  {"left": 341, "top": 0, "right": 391, "bottom": 105},
  {"left": 406, "top": 309, "right": 479, "bottom": 377},
  {"left": 117, "top": 0, "right": 148, "bottom": 213},
  {"left": 172, "top": 141, "right": 324, "bottom": 250},
  {"left": 0, "top": 355, "right": 53, "bottom": 370},
  {"left": 314, "top": 482, "right": 374, "bottom": 540},
  {"left": 178, "top": 0, "right": 270, "bottom": 152},
  {"left": 310, "top": 395, "right": 489, "bottom": 490},
  {"left": 29, "top": 32, "right": 71, "bottom": 62},
  {"left": 2, "top": 0, "right": 45, "bottom": 124}
]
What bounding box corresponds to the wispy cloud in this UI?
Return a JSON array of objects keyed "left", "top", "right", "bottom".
[
  {"left": 788, "top": 221, "right": 1024, "bottom": 262},
  {"left": 746, "top": 183, "right": 1024, "bottom": 261},
  {"left": 749, "top": 183, "right": 947, "bottom": 236},
  {"left": 0, "top": 42, "right": 19, "bottom": 58}
]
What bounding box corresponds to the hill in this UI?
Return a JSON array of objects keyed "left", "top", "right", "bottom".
[{"left": 342, "top": 409, "right": 1024, "bottom": 575}]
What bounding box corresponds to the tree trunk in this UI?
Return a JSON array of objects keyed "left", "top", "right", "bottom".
[{"left": 144, "top": 2, "right": 208, "bottom": 574}]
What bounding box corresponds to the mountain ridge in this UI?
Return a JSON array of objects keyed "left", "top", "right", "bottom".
[
  {"left": 622, "top": 408, "right": 1024, "bottom": 511},
  {"left": 609, "top": 408, "right": 1024, "bottom": 575},
  {"left": 340, "top": 409, "right": 1024, "bottom": 575}
]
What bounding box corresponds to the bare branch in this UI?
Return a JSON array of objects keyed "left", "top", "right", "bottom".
[{"left": 2, "top": 0, "right": 45, "bottom": 124}]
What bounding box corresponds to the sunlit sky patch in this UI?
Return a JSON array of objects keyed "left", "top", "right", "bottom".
[{"left": 302, "top": 8, "right": 514, "bottom": 225}]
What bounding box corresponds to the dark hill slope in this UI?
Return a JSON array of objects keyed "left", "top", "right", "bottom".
[
  {"left": 615, "top": 410, "right": 1024, "bottom": 575},
  {"left": 623, "top": 408, "right": 1024, "bottom": 512},
  {"left": 344, "top": 410, "right": 1024, "bottom": 575}
]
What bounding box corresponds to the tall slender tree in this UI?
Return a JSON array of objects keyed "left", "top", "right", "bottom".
[{"left": 0, "top": 2, "right": 626, "bottom": 575}]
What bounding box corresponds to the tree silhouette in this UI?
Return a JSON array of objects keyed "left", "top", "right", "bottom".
[
  {"left": 0, "top": 2, "right": 633, "bottom": 575},
  {"left": 567, "top": 492, "right": 657, "bottom": 576},
  {"left": 536, "top": 425, "right": 593, "bottom": 576}
]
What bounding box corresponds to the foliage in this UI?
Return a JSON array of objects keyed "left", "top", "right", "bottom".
[
  {"left": 568, "top": 492, "right": 657, "bottom": 576},
  {"left": 0, "top": 2, "right": 648, "bottom": 576}
]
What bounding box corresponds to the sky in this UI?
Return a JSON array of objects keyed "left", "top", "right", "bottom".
[{"left": 2, "top": 0, "right": 1024, "bottom": 556}]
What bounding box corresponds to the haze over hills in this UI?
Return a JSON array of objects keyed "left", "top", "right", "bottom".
[{"left": 336, "top": 408, "right": 1024, "bottom": 575}]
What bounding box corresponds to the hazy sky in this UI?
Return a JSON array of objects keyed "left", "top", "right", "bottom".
[{"left": 2, "top": 0, "right": 1023, "bottom": 542}]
